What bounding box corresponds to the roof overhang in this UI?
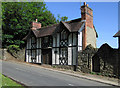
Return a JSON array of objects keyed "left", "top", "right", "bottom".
[{"left": 113, "top": 30, "right": 120, "bottom": 37}]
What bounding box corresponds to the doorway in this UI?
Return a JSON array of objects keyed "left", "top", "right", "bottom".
[
  {"left": 92, "top": 55, "right": 100, "bottom": 72},
  {"left": 42, "top": 49, "right": 52, "bottom": 65}
]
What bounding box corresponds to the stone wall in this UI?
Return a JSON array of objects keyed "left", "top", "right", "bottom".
[
  {"left": 77, "top": 43, "right": 119, "bottom": 78},
  {"left": 0, "top": 48, "right": 25, "bottom": 61},
  {"left": 77, "top": 44, "right": 97, "bottom": 73},
  {"left": 0, "top": 48, "right": 16, "bottom": 60},
  {"left": 15, "top": 48, "right": 25, "bottom": 61},
  {"left": 93, "top": 43, "right": 119, "bottom": 78}
]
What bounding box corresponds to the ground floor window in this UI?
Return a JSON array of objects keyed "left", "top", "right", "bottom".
[{"left": 59, "top": 48, "right": 68, "bottom": 65}]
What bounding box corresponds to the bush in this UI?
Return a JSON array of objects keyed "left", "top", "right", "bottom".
[{"left": 7, "top": 45, "right": 20, "bottom": 56}]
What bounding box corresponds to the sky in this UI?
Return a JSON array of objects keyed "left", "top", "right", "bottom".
[{"left": 45, "top": 2, "right": 118, "bottom": 48}]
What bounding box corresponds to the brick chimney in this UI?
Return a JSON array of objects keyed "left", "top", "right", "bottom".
[
  {"left": 81, "top": 2, "right": 93, "bottom": 50},
  {"left": 31, "top": 19, "right": 41, "bottom": 30}
]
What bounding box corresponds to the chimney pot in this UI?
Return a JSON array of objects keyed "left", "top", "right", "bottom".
[
  {"left": 87, "top": 4, "right": 89, "bottom": 7},
  {"left": 36, "top": 19, "right": 38, "bottom": 22},
  {"left": 84, "top": 2, "right": 86, "bottom": 6}
]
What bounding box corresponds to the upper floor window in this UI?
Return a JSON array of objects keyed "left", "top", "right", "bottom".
[
  {"left": 61, "top": 30, "right": 67, "bottom": 40},
  {"left": 44, "top": 37, "right": 48, "bottom": 43},
  {"left": 31, "top": 37, "right": 36, "bottom": 43}
]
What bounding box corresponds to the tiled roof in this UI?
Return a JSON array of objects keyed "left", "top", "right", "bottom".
[
  {"left": 113, "top": 30, "right": 120, "bottom": 37},
  {"left": 23, "top": 18, "right": 98, "bottom": 40},
  {"left": 38, "top": 24, "right": 59, "bottom": 37}
]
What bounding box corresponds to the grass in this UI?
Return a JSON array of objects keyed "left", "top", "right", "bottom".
[
  {"left": 0, "top": 73, "right": 24, "bottom": 88},
  {"left": 90, "top": 72, "right": 96, "bottom": 75}
]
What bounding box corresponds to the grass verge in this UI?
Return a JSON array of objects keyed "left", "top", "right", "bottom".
[{"left": 0, "top": 73, "right": 25, "bottom": 88}]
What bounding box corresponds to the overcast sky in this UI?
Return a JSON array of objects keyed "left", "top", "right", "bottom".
[{"left": 46, "top": 2, "right": 118, "bottom": 48}]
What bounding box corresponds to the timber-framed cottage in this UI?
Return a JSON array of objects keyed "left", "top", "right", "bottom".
[{"left": 23, "top": 3, "right": 98, "bottom": 66}]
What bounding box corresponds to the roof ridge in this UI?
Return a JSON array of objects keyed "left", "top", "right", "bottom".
[{"left": 39, "top": 23, "right": 59, "bottom": 30}]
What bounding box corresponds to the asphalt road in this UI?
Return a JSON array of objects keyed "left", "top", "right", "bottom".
[{"left": 0, "top": 60, "right": 116, "bottom": 87}]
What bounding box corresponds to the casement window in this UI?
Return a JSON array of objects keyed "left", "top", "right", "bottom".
[
  {"left": 41, "top": 36, "right": 52, "bottom": 48},
  {"left": 32, "top": 37, "right": 36, "bottom": 43},
  {"left": 61, "top": 30, "right": 67, "bottom": 40},
  {"left": 44, "top": 37, "right": 48, "bottom": 43},
  {"left": 60, "top": 30, "right": 68, "bottom": 47},
  {"left": 31, "top": 37, "right": 36, "bottom": 49},
  {"left": 59, "top": 48, "right": 68, "bottom": 65},
  {"left": 31, "top": 36, "right": 36, "bottom": 63}
]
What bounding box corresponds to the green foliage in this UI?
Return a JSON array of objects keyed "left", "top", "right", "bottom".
[
  {"left": 2, "top": 2, "right": 57, "bottom": 48},
  {"left": 61, "top": 16, "right": 68, "bottom": 22},
  {"left": 7, "top": 45, "right": 20, "bottom": 56},
  {"left": 97, "top": 73, "right": 102, "bottom": 75},
  {"left": 52, "top": 65, "right": 56, "bottom": 68},
  {"left": 57, "top": 14, "right": 68, "bottom": 23}
]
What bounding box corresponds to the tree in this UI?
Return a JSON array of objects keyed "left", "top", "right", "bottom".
[
  {"left": 57, "top": 14, "right": 68, "bottom": 23},
  {"left": 2, "top": 2, "right": 57, "bottom": 48},
  {"left": 60, "top": 16, "right": 68, "bottom": 22}
]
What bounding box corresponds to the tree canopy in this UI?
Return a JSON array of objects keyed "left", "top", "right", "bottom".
[
  {"left": 57, "top": 14, "right": 68, "bottom": 23},
  {"left": 2, "top": 2, "right": 57, "bottom": 48}
]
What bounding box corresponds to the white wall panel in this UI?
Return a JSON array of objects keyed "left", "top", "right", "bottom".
[
  {"left": 56, "top": 48, "right": 59, "bottom": 64},
  {"left": 52, "top": 48, "right": 55, "bottom": 64},
  {"left": 68, "top": 33, "right": 72, "bottom": 46},
  {"left": 73, "top": 33, "right": 76, "bottom": 46},
  {"left": 68, "top": 47, "right": 72, "bottom": 65},
  {"left": 26, "top": 50, "right": 29, "bottom": 62},
  {"left": 38, "top": 49, "right": 41, "bottom": 63},
  {"left": 73, "top": 47, "right": 76, "bottom": 65},
  {"left": 28, "top": 50, "right": 31, "bottom": 62},
  {"left": 36, "top": 49, "right": 39, "bottom": 63},
  {"left": 78, "top": 32, "right": 82, "bottom": 51}
]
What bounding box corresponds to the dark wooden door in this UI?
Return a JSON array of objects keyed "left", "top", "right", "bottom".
[
  {"left": 42, "top": 49, "right": 52, "bottom": 65},
  {"left": 92, "top": 57, "right": 100, "bottom": 72}
]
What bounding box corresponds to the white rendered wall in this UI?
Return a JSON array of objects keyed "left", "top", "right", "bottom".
[
  {"left": 86, "top": 26, "right": 97, "bottom": 48},
  {"left": 68, "top": 47, "right": 72, "bottom": 65},
  {"left": 68, "top": 33, "right": 72, "bottom": 46},
  {"left": 29, "top": 38, "right": 32, "bottom": 62},
  {"left": 73, "top": 47, "right": 77, "bottom": 65},
  {"left": 52, "top": 48, "right": 55, "bottom": 64},
  {"left": 78, "top": 31, "right": 82, "bottom": 51},
  {"left": 26, "top": 39, "right": 29, "bottom": 62},
  {"left": 56, "top": 34, "right": 60, "bottom": 65},
  {"left": 73, "top": 33, "right": 77, "bottom": 65},
  {"left": 73, "top": 33, "right": 76, "bottom": 46},
  {"left": 36, "top": 38, "right": 41, "bottom": 63},
  {"left": 68, "top": 33, "right": 72, "bottom": 65}
]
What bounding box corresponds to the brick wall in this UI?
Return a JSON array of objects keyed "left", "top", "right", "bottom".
[{"left": 81, "top": 3, "right": 94, "bottom": 50}]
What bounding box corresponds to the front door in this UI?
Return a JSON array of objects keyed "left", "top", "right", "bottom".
[{"left": 42, "top": 49, "right": 52, "bottom": 65}]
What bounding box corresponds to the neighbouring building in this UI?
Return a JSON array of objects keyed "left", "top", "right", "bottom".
[
  {"left": 23, "top": 2, "right": 98, "bottom": 66},
  {"left": 113, "top": 30, "right": 120, "bottom": 78},
  {"left": 113, "top": 30, "right": 120, "bottom": 49}
]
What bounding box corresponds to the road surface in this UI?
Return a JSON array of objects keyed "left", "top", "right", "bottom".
[{"left": 0, "top": 60, "right": 116, "bottom": 87}]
